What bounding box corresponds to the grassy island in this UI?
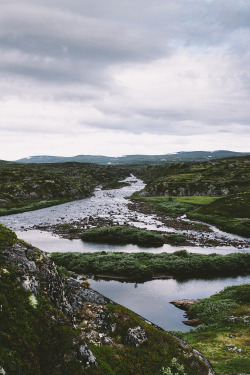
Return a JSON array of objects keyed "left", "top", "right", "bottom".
[
  {"left": 80, "top": 226, "right": 165, "bottom": 247},
  {"left": 51, "top": 250, "right": 250, "bottom": 281}
]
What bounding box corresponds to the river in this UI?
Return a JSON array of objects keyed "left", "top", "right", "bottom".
[{"left": 1, "top": 175, "right": 249, "bottom": 331}]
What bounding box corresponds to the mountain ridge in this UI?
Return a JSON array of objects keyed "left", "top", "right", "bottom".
[{"left": 15, "top": 150, "right": 250, "bottom": 165}]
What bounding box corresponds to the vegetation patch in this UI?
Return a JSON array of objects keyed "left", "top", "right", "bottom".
[
  {"left": 132, "top": 196, "right": 193, "bottom": 217},
  {"left": 165, "top": 234, "right": 187, "bottom": 245},
  {"left": 84, "top": 304, "right": 209, "bottom": 375},
  {"left": 187, "top": 190, "right": 250, "bottom": 237},
  {"left": 0, "top": 224, "right": 18, "bottom": 249},
  {"left": 0, "top": 262, "right": 85, "bottom": 375},
  {"left": 51, "top": 251, "right": 250, "bottom": 281},
  {"left": 179, "top": 284, "right": 250, "bottom": 374},
  {"left": 81, "top": 226, "right": 164, "bottom": 247}
]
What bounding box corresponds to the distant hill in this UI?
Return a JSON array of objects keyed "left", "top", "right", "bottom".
[{"left": 15, "top": 150, "right": 250, "bottom": 165}]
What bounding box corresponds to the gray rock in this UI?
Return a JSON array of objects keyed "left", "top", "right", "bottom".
[
  {"left": 79, "top": 344, "right": 98, "bottom": 368},
  {"left": 124, "top": 326, "right": 147, "bottom": 347}
]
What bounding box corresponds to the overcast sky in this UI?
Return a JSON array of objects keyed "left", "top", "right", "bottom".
[{"left": 1, "top": 0, "right": 250, "bottom": 160}]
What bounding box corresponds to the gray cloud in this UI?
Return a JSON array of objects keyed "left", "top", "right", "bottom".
[{"left": 0, "top": 0, "right": 250, "bottom": 159}]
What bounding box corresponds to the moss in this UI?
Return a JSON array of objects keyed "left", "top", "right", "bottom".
[
  {"left": 84, "top": 305, "right": 209, "bottom": 375},
  {"left": 0, "top": 264, "right": 84, "bottom": 374},
  {"left": 0, "top": 224, "right": 18, "bottom": 249}
]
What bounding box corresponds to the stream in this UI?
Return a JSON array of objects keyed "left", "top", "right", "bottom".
[{"left": 1, "top": 175, "right": 249, "bottom": 331}]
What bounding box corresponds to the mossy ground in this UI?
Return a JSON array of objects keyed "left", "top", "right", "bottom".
[
  {"left": 178, "top": 285, "right": 250, "bottom": 374},
  {"left": 84, "top": 305, "right": 209, "bottom": 375},
  {"left": 0, "top": 225, "right": 85, "bottom": 375}
]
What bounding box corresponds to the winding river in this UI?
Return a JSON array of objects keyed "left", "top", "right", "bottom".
[{"left": 1, "top": 175, "right": 249, "bottom": 331}]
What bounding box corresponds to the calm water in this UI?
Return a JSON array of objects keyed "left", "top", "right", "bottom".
[
  {"left": 89, "top": 275, "right": 250, "bottom": 332},
  {"left": 15, "top": 229, "right": 250, "bottom": 255},
  {"left": 1, "top": 175, "right": 249, "bottom": 331}
]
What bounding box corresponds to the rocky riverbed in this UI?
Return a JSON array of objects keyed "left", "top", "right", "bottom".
[{"left": 1, "top": 175, "right": 249, "bottom": 250}]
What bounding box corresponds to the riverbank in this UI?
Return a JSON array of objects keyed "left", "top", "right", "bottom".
[
  {"left": 173, "top": 284, "right": 250, "bottom": 374},
  {"left": 50, "top": 251, "right": 250, "bottom": 281}
]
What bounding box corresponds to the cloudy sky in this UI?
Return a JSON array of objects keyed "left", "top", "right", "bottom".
[{"left": 1, "top": 0, "right": 250, "bottom": 160}]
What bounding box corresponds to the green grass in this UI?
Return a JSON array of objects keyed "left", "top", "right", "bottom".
[
  {"left": 180, "top": 284, "right": 250, "bottom": 374},
  {"left": 0, "top": 198, "right": 71, "bottom": 216},
  {"left": 51, "top": 251, "right": 250, "bottom": 281},
  {"left": 173, "top": 196, "right": 220, "bottom": 205},
  {"left": 187, "top": 190, "right": 250, "bottom": 237},
  {"left": 132, "top": 192, "right": 250, "bottom": 237},
  {"left": 132, "top": 196, "right": 194, "bottom": 217},
  {"left": 81, "top": 226, "right": 164, "bottom": 247},
  {"left": 0, "top": 224, "right": 18, "bottom": 249}
]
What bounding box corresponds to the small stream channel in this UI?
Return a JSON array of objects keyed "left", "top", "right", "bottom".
[{"left": 1, "top": 175, "right": 250, "bottom": 331}]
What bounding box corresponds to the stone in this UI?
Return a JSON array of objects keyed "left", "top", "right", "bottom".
[
  {"left": 124, "top": 326, "right": 147, "bottom": 347},
  {"left": 170, "top": 299, "right": 200, "bottom": 310}
]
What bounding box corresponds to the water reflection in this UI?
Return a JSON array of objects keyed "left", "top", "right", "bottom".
[
  {"left": 15, "top": 229, "right": 250, "bottom": 255},
  {"left": 89, "top": 275, "right": 250, "bottom": 331}
]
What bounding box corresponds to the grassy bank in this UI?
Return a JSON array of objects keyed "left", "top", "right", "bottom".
[
  {"left": 0, "top": 197, "right": 75, "bottom": 216},
  {"left": 179, "top": 284, "right": 250, "bottom": 374},
  {"left": 132, "top": 195, "right": 220, "bottom": 217},
  {"left": 187, "top": 190, "right": 250, "bottom": 237},
  {"left": 51, "top": 251, "right": 250, "bottom": 281},
  {"left": 132, "top": 194, "right": 250, "bottom": 237},
  {"left": 81, "top": 226, "right": 164, "bottom": 247}
]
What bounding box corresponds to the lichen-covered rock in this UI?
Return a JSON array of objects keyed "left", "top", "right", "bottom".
[{"left": 124, "top": 326, "right": 147, "bottom": 347}]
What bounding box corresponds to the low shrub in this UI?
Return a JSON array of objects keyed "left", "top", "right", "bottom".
[{"left": 81, "top": 226, "right": 164, "bottom": 247}]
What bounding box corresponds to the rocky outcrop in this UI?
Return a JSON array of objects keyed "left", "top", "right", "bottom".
[
  {"left": 170, "top": 299, "right": 200, "bottom": 310},
  {"left": 170, "top": 299, "right": 201, "bottom": 326}
]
